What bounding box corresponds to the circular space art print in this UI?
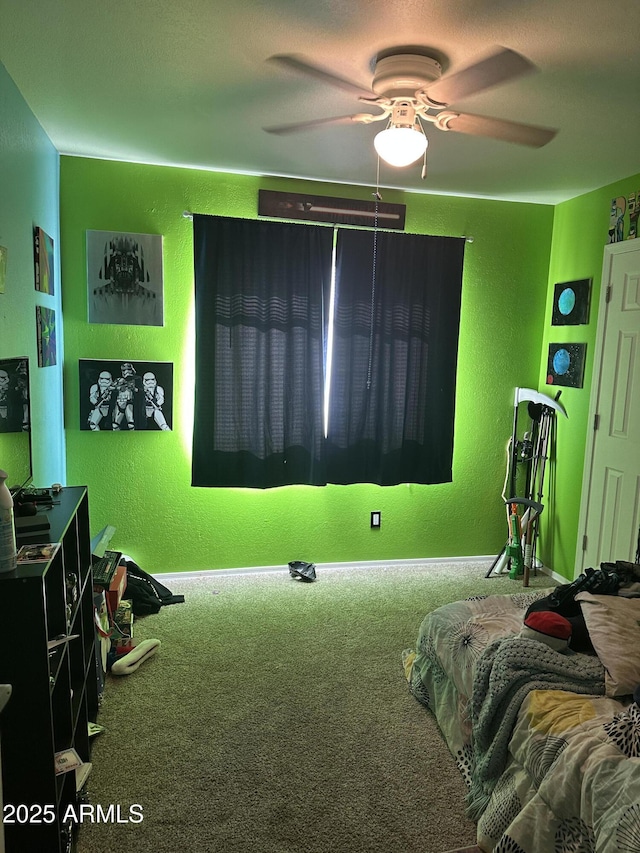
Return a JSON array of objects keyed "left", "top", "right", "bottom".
[{"left": 546, "top": 343, "right": 587, "bottom": 388}]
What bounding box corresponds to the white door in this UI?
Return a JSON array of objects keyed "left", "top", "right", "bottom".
[{"left": 578, "top": 240, "right": 640, "bottom": 574}]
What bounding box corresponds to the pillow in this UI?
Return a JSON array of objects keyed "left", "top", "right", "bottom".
[{"left": 576, "top": 592, "right": 640, "bottom": 697}]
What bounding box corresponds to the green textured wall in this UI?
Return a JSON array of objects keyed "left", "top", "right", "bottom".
[
  {"left": 537, "top": 172, "right": 640, "bottom": 579},
  {"left": 60, "top": 157, "right": 553, "bottom": 572}
]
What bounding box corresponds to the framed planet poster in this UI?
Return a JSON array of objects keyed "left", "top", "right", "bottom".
[
  {"left": 546, "top": 343, "right": 586, "bottom": 388},
  {"left": 551, "top": 278, "right": 592, "bottom": 325}
]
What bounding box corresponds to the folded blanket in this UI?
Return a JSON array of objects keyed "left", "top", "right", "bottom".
[{"left": 465, "top": 636, "right": 605, "bottom": 820}]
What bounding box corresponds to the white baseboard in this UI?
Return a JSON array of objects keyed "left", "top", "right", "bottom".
[
  {"left": 156, "top": 554, "right": 556, "bottom": 581},
  {"left": 539, "top": 566, "right": 568, "bottom": 585}
]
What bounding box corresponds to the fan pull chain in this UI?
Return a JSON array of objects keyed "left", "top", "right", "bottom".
[{"left": 373, "top": 155, "right": 382, "bottom": 203}]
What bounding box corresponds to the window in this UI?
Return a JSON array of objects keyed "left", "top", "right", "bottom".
[{"left": 192, "top": 214, "right": 465, "bottom": 489}]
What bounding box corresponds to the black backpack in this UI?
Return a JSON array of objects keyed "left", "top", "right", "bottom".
[
  {"left": 123, "top": 559, "right": 185, "bottom": 616},
  {"left": 525, "top": 564, "right": 623, "bottom": 654}
]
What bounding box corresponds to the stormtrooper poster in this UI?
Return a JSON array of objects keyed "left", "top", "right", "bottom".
[
  {"left": 87, "top": 230, "right": 164, "bottom": 326},
  {"left": 79, "top": 360, "right": 173, "bottom": 431},
  {"left": 0, "top": 357, "right": 30, "bottom": 433}
]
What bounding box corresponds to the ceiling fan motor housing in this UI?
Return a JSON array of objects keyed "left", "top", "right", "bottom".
[
  {"left": 372, "top": 54, "right": 442, "bottom": 99},
  {"left": 391, "top": 102, "right": 418, "bottom": 127}
]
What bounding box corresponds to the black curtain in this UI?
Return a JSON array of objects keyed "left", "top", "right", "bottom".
[
  {"left": 325, "top": 229, "right": 465, "bottom": 485},
  {"left": 192, "top": 215, "right": 333, "bottom": 488}
]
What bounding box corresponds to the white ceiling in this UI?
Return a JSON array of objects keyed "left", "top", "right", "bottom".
[{"left": 1, "top": 0, "right": 639, "bottom": 204}]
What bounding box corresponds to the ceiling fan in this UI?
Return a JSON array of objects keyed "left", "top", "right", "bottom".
[{"left": 264, "top": 46, "right": 558, "bottom": 171}]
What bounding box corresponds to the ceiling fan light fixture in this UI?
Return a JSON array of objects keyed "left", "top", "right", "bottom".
[{"left": 374, "top": 124, "right": 428, "bottom": 168}]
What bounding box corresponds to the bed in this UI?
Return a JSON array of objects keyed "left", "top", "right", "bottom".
[{"left": 403, "top": 582, "right": 640, "bottom": 852}]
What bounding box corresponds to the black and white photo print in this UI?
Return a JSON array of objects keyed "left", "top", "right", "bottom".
[
  {"left": 87, "top": 230, "right": 164, "bottom": 326},
  {"left": 0, "top": 357, "right": 29, "bottom": 433},
  {"left": 79, "top": 359, "right": 173, "bottom": 431}
]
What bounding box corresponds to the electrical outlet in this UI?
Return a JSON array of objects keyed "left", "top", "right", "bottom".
[{"left": 370, "top": 511, "right": 381, "bottom": 528}]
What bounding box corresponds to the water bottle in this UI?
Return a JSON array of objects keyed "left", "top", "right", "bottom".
[{"left": 0, "top": 469, "right": 17, "bottom": 573}]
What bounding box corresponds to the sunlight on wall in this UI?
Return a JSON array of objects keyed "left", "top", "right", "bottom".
[{"left": 179, "top": 297, "right": 195, "bottom": 465}]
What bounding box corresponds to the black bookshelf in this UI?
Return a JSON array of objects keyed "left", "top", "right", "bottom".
[{"left": 0, "top": 487, "right": 98, "bottom": 852}]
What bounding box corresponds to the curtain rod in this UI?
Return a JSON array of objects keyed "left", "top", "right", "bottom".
[{"left": 182, "top": 212, "right": 473, "bottom": 242}]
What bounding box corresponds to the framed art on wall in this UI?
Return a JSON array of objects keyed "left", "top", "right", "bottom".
[
  {"left": 36, "top": 306, "right": 57, "bottom": 367},
  {"left": 551, "top": 278, "right": 592, "bottom": 325},
  {"left": 79, "top": 359, "right": 173, "bottom": 431},
  {"left": 258, "top": 189, "right": 407, "bottom": 229},
  {"left": 0, "top": 357, "right": 29, "bottom": 433},
  {"left": 546, "top": 343, "right": 586, "bottom": 388},
  {"left": 86, "top": 231, "right": 164, "bottom": 327},
  {"left": 33, "top": 226, "right": 54, "bottom": 295}
]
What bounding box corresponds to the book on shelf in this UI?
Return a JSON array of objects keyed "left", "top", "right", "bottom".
[
  {"left": 54, "top": 747, "right": 82, "bottom": 776},
  {"left": 75, "top": 762, "right": 93, "bottom": 792},
  {"left": 16, "top": 542, "right": 60, "bottom": 563},
  {"left": 15, "top": 513, "right": 51, "bottom": 533}
]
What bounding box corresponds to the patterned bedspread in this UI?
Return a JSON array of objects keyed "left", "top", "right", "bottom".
[
  {"left": 405, "top": 590, "right": 551, "bottom": 782},
  {"left": 404, "top": 591, "right": 640, "bottom": 852},
  {"left": 466, "top": 636, "right": 605, "bottom": 820}
]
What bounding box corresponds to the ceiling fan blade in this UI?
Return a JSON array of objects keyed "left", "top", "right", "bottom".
[
  {"left": 424, "top": 47, "right": 537, "bottom": 106},
  {"left": 263, "top": 115, "right": 364, "bottom": 135},
  {"left": 267, "top": 54, "right": 376, "bottom": 100},
  {"left": 442, "top": 111, "right": 558, "bottom": 147}
]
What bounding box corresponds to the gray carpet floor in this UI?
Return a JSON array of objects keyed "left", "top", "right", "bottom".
[{"left": 76, "top": 561, "right": 553, "bottom": 853}]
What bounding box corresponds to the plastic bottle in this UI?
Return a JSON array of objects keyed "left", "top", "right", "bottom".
[{"left": 0, "top": 469, "right": 17, "bottom": 573}]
